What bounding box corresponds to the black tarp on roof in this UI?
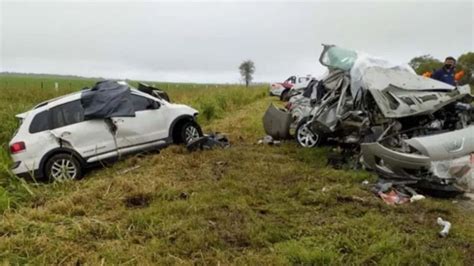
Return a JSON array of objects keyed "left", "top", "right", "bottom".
[{"left": 81, "top": 80, "right": 135, "bottom": 119}]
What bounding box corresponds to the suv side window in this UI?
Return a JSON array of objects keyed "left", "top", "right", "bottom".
[
  {"left": 29, "top": 110, "right": 51, "bottom": 133},
  {"left": 51, "top": 100, "right": 85, "bottom": 129},
  {"left": 131, "top": 94, "right": 157, "bottom": 111}
]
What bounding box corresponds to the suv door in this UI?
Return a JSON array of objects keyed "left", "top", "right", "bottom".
[
  {"left": 112, "top": 94, "right": 168, "bottom": 153},
  {"left": 49, "top": 100, "right": 117, "bottom": 162}
]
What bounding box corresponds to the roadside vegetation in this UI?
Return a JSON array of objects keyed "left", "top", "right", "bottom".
[{"left": 0, "top": 74, "right": 473, "bottom": 265}]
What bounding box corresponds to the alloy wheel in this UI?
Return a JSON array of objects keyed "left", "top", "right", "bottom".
[
  {"left": 185, "top": 125, "right": 200, "bottom": 143},
  {"left": 50, "top": 158, "right": 78, "bottom": 181},
  {"left": 297, "top": 124, "right": 319, "bottom": 148}
]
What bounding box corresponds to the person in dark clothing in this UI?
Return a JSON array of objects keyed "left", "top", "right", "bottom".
[{"left": 431, "top": 57, "right": 456, "bottom": 85}]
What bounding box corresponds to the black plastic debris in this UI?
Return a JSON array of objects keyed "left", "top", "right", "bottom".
[
  {"left": 186, "top": 133, "right": 230, "bottom": 152},
  {"left": 137, "top": 82, "right": 171, "bottom": 102}
]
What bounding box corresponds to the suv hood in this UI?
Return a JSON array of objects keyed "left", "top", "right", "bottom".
[{"left": 167, "top": 103, "right": 198, "bottom": 114}]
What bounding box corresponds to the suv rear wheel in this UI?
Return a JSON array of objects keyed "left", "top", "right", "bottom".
[{"left": 45, "top": 154, "right": 83, "bottom": 181}]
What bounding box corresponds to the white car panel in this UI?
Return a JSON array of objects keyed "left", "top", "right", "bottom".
[
  {"left": 113, "top": 108, "right": 168, "bottom": 150},
  {"left": 50, "top": 120, "right": 117, "bottom": 159}
]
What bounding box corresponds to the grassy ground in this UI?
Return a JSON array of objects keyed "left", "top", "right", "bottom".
[{"left": 0, "top": 75, "right": 473, "bottom": 265}]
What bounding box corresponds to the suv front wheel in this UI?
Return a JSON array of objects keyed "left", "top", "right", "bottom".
[
  {"left": 45, "top": 153, "right": 83, "bottom": 182},
  {"left": 180, "top": 121, "right": 203, "bottom": 144}
]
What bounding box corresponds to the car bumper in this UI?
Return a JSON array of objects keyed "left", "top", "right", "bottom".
[
  {"left": 361, "top": 142, "right": 432, "bottom": 171},
  {"left": 263, "top": 103, "right": 292, "bottom": 139},
  {"left": 11, "top": 161, "right": 43, "bottom": 179}
]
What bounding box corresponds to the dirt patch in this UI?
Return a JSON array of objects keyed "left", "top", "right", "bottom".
[{"left": 124, "top": 193, "right": 153, "bottom": 208}]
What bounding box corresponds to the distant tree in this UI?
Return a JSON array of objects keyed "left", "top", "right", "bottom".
[
  {"left": 457, "top": 52, "right": 474, "bottom": 85},
  {"left": 239, "top": 60, "right": 255, "bottom": 87},
  {"left": 408, "top": 55, "right": 443, "bottom": 75}
]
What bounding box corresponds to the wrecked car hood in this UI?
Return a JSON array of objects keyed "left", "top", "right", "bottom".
[
  {"left": 363, "top": 67, "right": 455, "bottom": 92},
  {"left": 363, "top": 67, "right": 468, "bottom": 118}
]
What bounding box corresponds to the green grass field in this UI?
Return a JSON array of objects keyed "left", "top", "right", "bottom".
[{"left": 0, "top": 74, "right": 473, "bottom": 265}]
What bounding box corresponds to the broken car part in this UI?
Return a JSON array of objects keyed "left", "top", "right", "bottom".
[
  {"left": 262, "top": 103, "right": 292, "bottom": 139},
  {"left": 257, "top": 135, "right": 281, "bottom": 145},
  {"left": 437, "top": 217, "right": 451, "bottom": 238},
  {"left": 137, "top": 82, "right": 171, "bottom": 102},
  {"left": 186, "top": 133, "right": 230, "bottom": 152}
]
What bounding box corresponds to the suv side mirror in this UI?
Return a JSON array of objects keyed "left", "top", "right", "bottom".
[{"left": 149, "top": 101, "right": 160, "bottom": 109}]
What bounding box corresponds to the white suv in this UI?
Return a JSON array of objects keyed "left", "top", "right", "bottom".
[{"left": 9, "top": 81, "right": 202, "bottom": 181}]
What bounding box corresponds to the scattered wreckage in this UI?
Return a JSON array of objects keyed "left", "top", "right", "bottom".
[
  {"left": 137, "top": 82, "right": 171, "bottom": 102},
  {"left": 186, "top": 133, "right": 230, "bottom": 152},
  {"left": 9, "top": 80, "right": 202, "bottom": 181},
  {"left": 264, "top": 44, "right": 474, "bottom": 195}
]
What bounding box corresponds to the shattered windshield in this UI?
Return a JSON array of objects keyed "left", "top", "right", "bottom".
[{"left": 320, "top": 46, "right": 358, "bottom": 71}]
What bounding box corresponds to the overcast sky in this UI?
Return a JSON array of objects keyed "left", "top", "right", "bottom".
[{"left": 0, "top": 0, "right": 473, "bottom": 83}]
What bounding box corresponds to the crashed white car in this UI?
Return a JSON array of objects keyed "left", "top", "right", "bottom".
[
  {"left": 269, "top": 75, "right": 312, "bottom": 101},
  {"left": 9, "top": 80, "right": 202, "bottom": 181}
]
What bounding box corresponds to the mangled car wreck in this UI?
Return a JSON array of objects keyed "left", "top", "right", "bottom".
[
  {"left": 264, "top": 45, "right": 474, "bottom": 194},
  {"left": 9, "top": 80, "right": 202, "bottom": 181}
]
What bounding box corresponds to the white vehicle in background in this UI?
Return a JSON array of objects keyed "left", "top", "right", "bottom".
[
  {"left": 269, "top": 75, "right": 313, "bottom": 101},
  {"left": 9, "top": 80, "right": 202, "bottom": 181}
]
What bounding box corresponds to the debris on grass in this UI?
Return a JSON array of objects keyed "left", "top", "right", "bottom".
[
  {"left": 410, "top": 194, "right": 426, "bottom": 203},
  {"left": 437, "top": 217, "right": 451, "bottom": 238},
  {"left": 378, "top": 190, "right": 410, "bottom": 205},
  {"left": 372, "top": 180, "right": 425, "bottom": 205},
  {"left": 124, "top": 193, "right": 152, "bottom": 208},
  {"left": 119, "top": 165, "right": 141, "bottom": 175},
  {"left": 187, "top": 132, "right": 230, "bottom": 152},
  {"left": 179, "top": 192, "right": 189, "bottom": 200},
  {"left": 257, "top": 135, "right": 281, "bottom": 145}
]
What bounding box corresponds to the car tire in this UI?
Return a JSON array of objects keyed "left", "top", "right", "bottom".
[
  {"left": 45, "top": 153, "right": 83, "bottom": 182},
  {"left": 280, "top": 89, "right": 290, "bottom": 102},
  {"left": 295, "top": 118, "right": 323, "bottom": 148},
  {"left": 180, "top": 121, "right": 203, "bottom": 144}
]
